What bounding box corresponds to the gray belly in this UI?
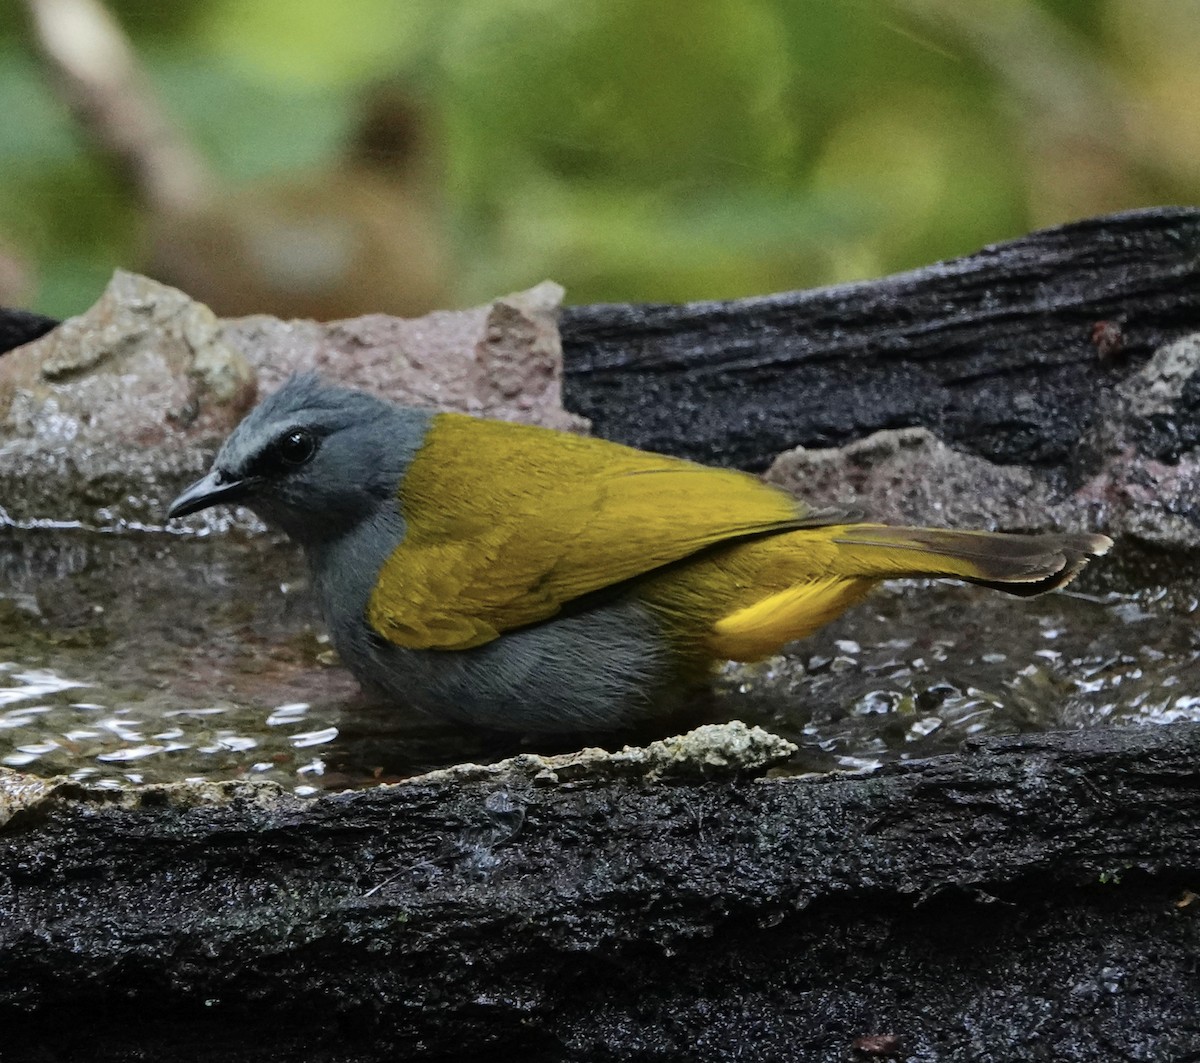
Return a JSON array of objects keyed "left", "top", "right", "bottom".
[
  {"left": 309, "top": 519, "right": 678, "bottom": 731},
  {"left": 348, "top": 599, "right": 674, "bottom": 731}
]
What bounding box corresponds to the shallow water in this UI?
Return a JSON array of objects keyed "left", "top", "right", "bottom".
[
  {"left": 1, "top": 524, "right": 1196, "bottom": 790},
  {"left": 716, "top": 579, "right": 1200, "bottom": 775}
]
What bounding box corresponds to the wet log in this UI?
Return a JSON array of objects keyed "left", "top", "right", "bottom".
[
  {"left": 561, "top": 206, "right": 1200, "bottom": 470},
  {"left": 2, "top": 722, "right": 1199, "bottom": 1062}
]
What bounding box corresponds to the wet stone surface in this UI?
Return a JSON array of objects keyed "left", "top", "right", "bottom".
[{"left": 0, "top": 523, "right": 1195, "bottom": 791}]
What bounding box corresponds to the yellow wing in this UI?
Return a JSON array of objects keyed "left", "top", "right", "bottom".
[{"left": 366, "top": 413, "right": 833, "bottom": 650}]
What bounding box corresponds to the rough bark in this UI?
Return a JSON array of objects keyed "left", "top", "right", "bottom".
[
  {"left": 560, "top": 206, "right": 1200, "bottom": 470},
  {"left": 2, "top": 723, "right": 1199, "bottom": 1062}
]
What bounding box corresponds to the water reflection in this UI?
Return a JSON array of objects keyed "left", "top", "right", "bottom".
[
  {"left": 0, "top": 664, "right": 85, "bottom": 707},
  {"left": 0, "top": 666, "right": 350, "bottom": 782}
]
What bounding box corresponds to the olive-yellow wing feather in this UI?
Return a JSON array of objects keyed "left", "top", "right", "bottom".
[{"left": 366, "top": 413, "right": 829, "bottom": 650}]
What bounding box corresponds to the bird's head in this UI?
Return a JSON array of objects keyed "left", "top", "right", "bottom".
[{"left": 168, "top": 373, "right": 429, "bottom": 546}]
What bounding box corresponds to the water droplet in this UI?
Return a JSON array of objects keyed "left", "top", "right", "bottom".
[
  {"left": 292, "top": 727, "right": 338, "bottom": 748},
  {"left": 96, "top": 744, "right": 165, "bottom": 762},
  {"left": 266, "top": 702, "right": 310, "bottom": 726}
]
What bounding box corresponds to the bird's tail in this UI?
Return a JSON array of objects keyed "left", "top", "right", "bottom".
[
  {"left": 827, "top": 525, "right": 1113, "bottom": 596},
  {"left": 705, "top": 526, "right": 1112, "bottom": 661}
]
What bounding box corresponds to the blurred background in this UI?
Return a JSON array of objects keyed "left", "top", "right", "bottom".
[{"left": 0, "top": 0, "right": 1196, "bottom": 320}]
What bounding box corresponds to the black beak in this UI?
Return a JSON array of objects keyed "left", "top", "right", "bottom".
[{"left": 167, "top": 470, "right": 250, "bottom": 519}]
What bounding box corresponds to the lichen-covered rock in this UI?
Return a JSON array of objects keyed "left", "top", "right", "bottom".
[
  {"left": 0, "top": 270, "right": 257, "bottom": 442},
  {"left": 405, "top": 721, "right": 798, "bottom": 788},
  {"left": 0, "top": 721, "right": 793, "bottom": 831},
  {"left": 0, "top": 272, "right": 258, "bottom": 528},
  {"left": 0, "top": 767, "right": 290, "bottom": 831}
]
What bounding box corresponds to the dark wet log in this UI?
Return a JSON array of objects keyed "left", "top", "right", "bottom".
[
  {"left": 0, "top": 306, "right": 57, "bottom": 354},
  {"left": 3, "top": 723, "right": 1199, "bottom": 1062},
  {"left": 561, "top": 207, "right": 1200, "bottom": 469}
]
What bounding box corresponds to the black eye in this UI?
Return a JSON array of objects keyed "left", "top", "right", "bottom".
[{"left": 276, "top": 428, "right": 317, "bottom": 467}]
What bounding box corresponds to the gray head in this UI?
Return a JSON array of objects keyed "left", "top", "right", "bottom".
[{"left": 167, "top": 374, "right": 432, "bottom": 546}]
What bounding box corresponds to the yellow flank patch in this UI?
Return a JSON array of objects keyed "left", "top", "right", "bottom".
[
  {"left": 706, "top": 578, "right": 872, "bottom": 661},
  {"left": 366, "top": 413, "right": 816, "bottom": 651}
]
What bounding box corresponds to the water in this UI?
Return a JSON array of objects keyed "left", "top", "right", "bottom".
[
  {"left": 0, "top": 525, "right": 515, "bottom": 792},
  {"left": 715, "top": 579, "right": 1200, "bottom": 776},
  {"left": 1, "top": 524, "right": 1196, "bottom": 791}
]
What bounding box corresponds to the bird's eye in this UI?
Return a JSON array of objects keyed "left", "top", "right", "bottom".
[{"left": 276, "top": 428, "right": 317, "bottom": 467}]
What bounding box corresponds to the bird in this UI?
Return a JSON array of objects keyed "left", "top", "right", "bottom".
[{"left": 168, "top": 374, "right": 1112, "bottom": 733}]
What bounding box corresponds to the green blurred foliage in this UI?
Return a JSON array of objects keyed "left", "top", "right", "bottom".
[{"left": 0, "top": 0, "right": 1196, "bottom": 317}]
